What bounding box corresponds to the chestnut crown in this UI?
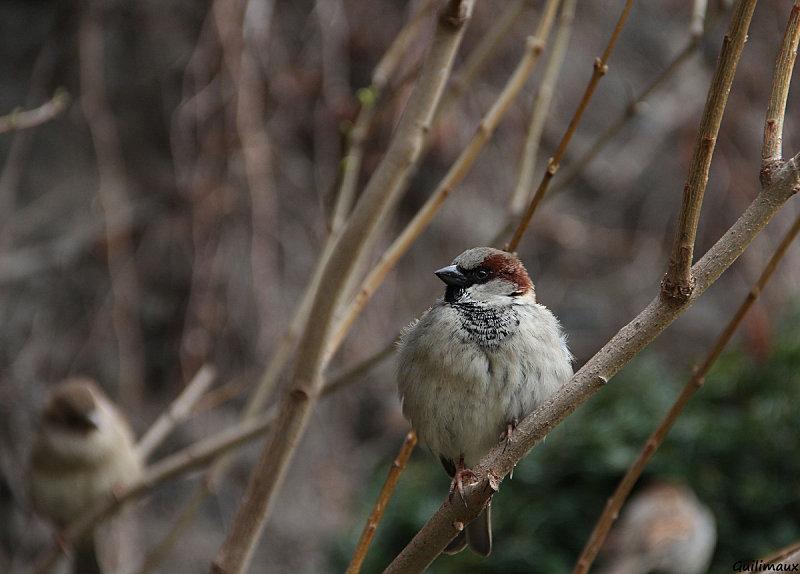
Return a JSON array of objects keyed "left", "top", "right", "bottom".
[
  {"left": 42, "top": 378, "right": 103, "bottom": 434},
  {"left": 436, "top": 247, "right": 533, "bottom": 301}
]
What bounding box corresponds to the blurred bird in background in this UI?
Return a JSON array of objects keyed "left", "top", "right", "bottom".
[
  {"left": 28, "top": 377, "right": 142, "bottom": 574},
  {"left": 598, "top": 482, "right": 717, "bottom": 574}
]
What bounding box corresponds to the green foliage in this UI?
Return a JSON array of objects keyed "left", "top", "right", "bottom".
[{"left": 332, "top": 314, "right": 800, "bottom": 573}]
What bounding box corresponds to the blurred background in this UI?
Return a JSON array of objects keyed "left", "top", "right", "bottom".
[{"left": 0, "top": 0, "right": 798, "bottom": 572}]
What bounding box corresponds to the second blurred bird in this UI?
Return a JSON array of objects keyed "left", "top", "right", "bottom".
[{"left": 28, "top": 377, "right": 142, "bottom": 574}]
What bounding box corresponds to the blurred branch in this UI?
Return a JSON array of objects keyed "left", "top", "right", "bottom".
[
  {"left": 542, "top": 0, "right": 714, "bottom": 198},
  {"left": 510, "top": 0, "right": 575, "bottom": 215},
  {"left": 79, "top": 2, "right": 146, "bottom": 409},
  {"left": 661, "top": 0, "right": 757, "bottom": 302},
  {"left": 0, "top": 90, "right": 69, "bottom": 135},
  {"left": 691, "top": 0, "right": 708, "bottom": 38},
  {"left": 332, "top": 0, "right": 437, "bottom": 234},
  {"left": 760, "top": 1, "right": 800, "bottom": 186},
  {"left": 438, "top": 0, "right": 529, "bottom": 113},
  {"left": 574, "top": 211, "right": 800, "bottom": 574},
  {"left": 550, "top": 37, "right": 699, "bottom": 196},
  {"left": 136, "top": 365, "right": 216, "bottom": 461},
  {"left": 221, "top": 0, "right": 279, "bottom": 356},
  {"left": 132, "top": 343, "right": 392, "bottom": 573},
  {"left": 346, "top": 431, "right": 418, "bottom": 574},
  {"left": 211, "top": 3, "right": 475, "bottom": 572},
  {"left": 506, "top": 0, "right": 636, "bottom": 252},
  {"left": 327, "top": 0, "right": 561, "bottom": 360},
  {"left": 385, "top": 150, "right": 800, "bottom": 574},
  {"left": 762, "top": 539, "right": 800, "bottom": 565}
]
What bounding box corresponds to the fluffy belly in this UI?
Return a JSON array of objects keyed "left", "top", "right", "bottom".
[{"left": 405, "top": 350, "right": 514, "bottom": 468}]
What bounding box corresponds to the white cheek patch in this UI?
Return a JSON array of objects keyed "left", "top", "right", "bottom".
[{"left": 468, "top": 278, "right": 517, "bottom": 299}]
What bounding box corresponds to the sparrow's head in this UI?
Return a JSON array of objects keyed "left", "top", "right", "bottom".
[
  {"left": 37, "top": 377, "right": 133, "bottom": 463},
  {"left": 42, "top": 378, "right": 103, "bottom": 435},
  {"left": 435, "top": 247, "right": 534, "bottom": 304}
]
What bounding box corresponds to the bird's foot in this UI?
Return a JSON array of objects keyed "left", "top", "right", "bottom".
[
  {"left": 449, "top": 457, "right": 478, "bottom": 508},
  {"left": 500, "top": 418, "right": 519, "bottom": 453}
]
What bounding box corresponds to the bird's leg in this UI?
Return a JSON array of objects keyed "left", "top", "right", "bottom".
[
  {"left": 449, "top": 455, "right": 477, "bottom": 508},
  {"left": 500, "top": 418, "right": 519, "bottom": 453}
]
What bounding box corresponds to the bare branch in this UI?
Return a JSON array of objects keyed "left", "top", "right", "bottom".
[
  {"left": 0, "top": 90, "right": 69, "bottom": 135},
  {"left": 661, "top": 0, "right": 757, "bottom": 302},
  {"left": 761, "top": 1, "right": 800, "bottom": 186},
  {"left": 506, "top": 0, "right": 636, "bottom": 252},
  {"left": 332, "top": 0, "right": 437, "bottom": 233},
  {"left": 385, "top": 147, "right": 800, "bottom": 573},
  {"left": 574, "top": 211, "right": 800, "bottom": 574},
  {"left": 346, "top": 431, "right": 418, "bottom": 574},
  {"left": 510, "top": 0, "right": 576, "bottom": 215},
  {"left": 551, "top": 37, "right": 699, "bottom": 196},
  {"left": 136, "top": 365, "right": 217, "bottom": 461},
  {"left": 211, "top": 3, "right": 475, "bottom": 572},
  {"left": 327, "top": 0, "right": 561, "bottom": 361},
  {"left": 79, "top": 2, "right": 146, "bottom": 409},
  {"left": 439, "top": 0, "right": 529, "bottom": 112}
]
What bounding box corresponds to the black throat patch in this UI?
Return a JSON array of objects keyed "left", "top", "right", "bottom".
[{"left": 449, "top": 297, "right": 520, "bottom": 349}]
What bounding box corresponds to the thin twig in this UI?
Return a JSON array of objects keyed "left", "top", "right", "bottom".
[
  {"left": 550, "top": 38, "right": 699, "bottom": 197},
  {"left": 573, "top": 212, "right": 800, "bottom": 574},
  {"left": 761, "top": 1, "right": 800, "bottom": 186},
  {"left": 438, "top": 0, "right": 529, "bottom": 113},
  {"left": 661, "top": 0, "right": 758, "bottom": 301},
  {"left": 327, "top": 0, "right": 562, "bottom": 360},
  {"left": 211, "top": 4, "right": 475, "bottom": 572},
  {"left": 510, "top": 0, "right": 576, "bottom": 215},
  {"left": 506, "top": 0, "right": 636, "bottom": 252},
  {"left": 136, "top": 365, "right": 216, "bottom": 461},
  {"left": 0, "top": 90, "right": 70, "bottom": 135},
  {"left": 346, "top": 431, "right": 418, "bottom": 574},
  {"left": 332, "top": 0, "right": 437, "bottom": 233}
]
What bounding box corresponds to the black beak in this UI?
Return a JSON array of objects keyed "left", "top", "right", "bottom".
[{"left": 435, "top": 265, "right": 469, "bottom": 287}]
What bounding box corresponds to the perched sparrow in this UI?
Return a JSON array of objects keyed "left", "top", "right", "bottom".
[
  {"left": 397, "top": 247, "right": 573, "bottom": 556},
  {"left": 29, "top": 377, "right": 142, "bottom": 574},
  {"left": 598, "top": 482, "right": 717, "bottom": 574}
]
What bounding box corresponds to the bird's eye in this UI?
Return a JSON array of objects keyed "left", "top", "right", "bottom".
[{"left": 474, "top": 268, "right": 489, "bottom": 280}]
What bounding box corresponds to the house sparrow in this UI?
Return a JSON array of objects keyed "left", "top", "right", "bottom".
[
  {"left": 28, "top": 377, "right": 142, "bottom": 574},
  {"left": 598, "top": 482, "right": 717, "bottom": 574},
  {"left": 397, "top": 247, "right": 573, "bottom": 556}
]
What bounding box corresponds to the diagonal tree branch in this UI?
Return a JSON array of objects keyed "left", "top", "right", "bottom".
[
  {"left": 510, "top": 0, "right": 576, "bottom": 215},
  {"left": 210, "top": 3, "right": 476, "bottom": 572},
  {"left": 661, "top": 0, "right": 758, "bottom": 302},
  {"left": 506, "top": 0, "right": 636, "bottom": 252},
  {"left": 574, "top": 210, "right": 800, "bottom": 574},
  {"left": 136, "top": 365, "right": 216, "bottom": 461},
  {"left": 346, "top": 431, "right": 418, "bottom": 574},
  {"left": 0, "top": 90, "right": 70, "bottom": 135},
  {"left": 761, "top": 1, "right": 800, "bottom": 186},
  {"left": 332, "top": 0, "right": 437, "bottom": 234}
]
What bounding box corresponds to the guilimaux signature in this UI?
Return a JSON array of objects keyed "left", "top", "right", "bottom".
[{"left": 733, "top": 559, "right": 799, "bottom": 572}]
